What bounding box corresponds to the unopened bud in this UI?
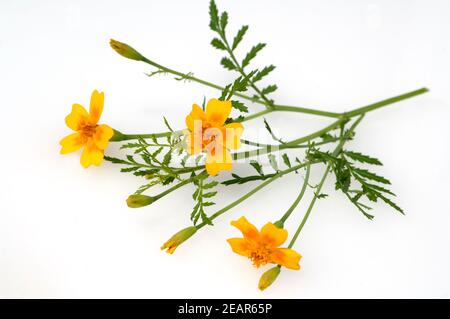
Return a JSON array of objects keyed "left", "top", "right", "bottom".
[
  {"left": 258, "top": 266, "right": 281, "bottom": 291},
  {"left": 110, "top": 39, "right": 145, "bottom": 61},
  {"left": 126, "top": 194, "right": 155, "bottom": 208},
  {"left": 161, "top": 226, "right": 197, "bottom": 254}
]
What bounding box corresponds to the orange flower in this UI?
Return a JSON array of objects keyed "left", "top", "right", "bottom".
[
  {"left": 227, "top": 216, "right": 301, "bottom": 270},
  {"left": 60, "top": 90, "right": 113, "bottom": 168},
  {"left": 185, "top": 99, "right": 243, "bottom": 176}
]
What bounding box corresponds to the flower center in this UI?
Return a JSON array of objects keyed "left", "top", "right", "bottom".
[
  {"left": 248, "top": 244, "right": 272, "bottom": 268},
  {"left": 80, "top": 124, "right": 97, "bottom": 138}
]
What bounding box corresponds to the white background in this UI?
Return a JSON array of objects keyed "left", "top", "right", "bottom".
[{"left": 1, "top": 0, "right": 449, "bottom": 298}]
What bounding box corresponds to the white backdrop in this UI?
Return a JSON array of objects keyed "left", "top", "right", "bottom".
[{"left": 1, "top": 0, "right": 449, "bottom": 298}]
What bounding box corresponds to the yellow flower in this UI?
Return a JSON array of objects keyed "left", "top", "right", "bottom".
[
  {"left": 161, "top": 226, "right": 197, "bottom": 254},
  {"left": 227, "top": 216, "right": 301, "bottom": 270},
  {"left": 185, "top": 99, "right": 244, "bottom": 176},
  {"left": 60, "top": 90, "right": 113, "bottom": 168}
]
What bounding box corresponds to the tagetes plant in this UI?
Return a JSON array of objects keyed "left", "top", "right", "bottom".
[
  {"left": 62, "top": 0, "right": 430, "bottom": 290},
  {"left": 60, "top": 90, "right": 113, "bottom": 168},
  {"left": 227, "top": 217, "right": 301, "bottom": 270},
  {"left": 185, "top": 99, "right": 243, "bottom": 176}
]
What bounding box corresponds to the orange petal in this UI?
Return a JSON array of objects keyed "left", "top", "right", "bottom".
[
  {"left": 205, "top": 99, "right": 231, "bottom": 127},
  {"left": 89, "top": 90, "right": 104, "bottom": 125},
  {"left": 270, "top": 248, "right": 302, "bottom": 270},
  {"left": 93, "top": 124, "right": 113, "bottom": 150},
  {"left": 205, "top": 147, "right": 232, "bottom": 176},
  {"left": 60, "top": 132, "right": 87, "bottom": 154},
  {"left": 65, "top": 104, "right": 89, "bottom": 131},
  {"left": 227, "top": 238, "right": 251, "bottom": 257},
  {"left": 80, "top": 139, "right": 104, "bottom": 168},
  {"left": 261, "top": 222, "right": 288, "bottom": 247},
  {"left": 222, "top": 122, "right": 244, "bottom": 150},
  {"left": 186, "top": 104, "right": 206, "bottom": 131},
  {"left": 230, "top": 216, "right": 260, "bottom": 240}
]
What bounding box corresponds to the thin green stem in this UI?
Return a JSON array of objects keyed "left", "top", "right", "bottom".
[
  {"left": 288, "top": 165, "right": 330, "bottom": 248},
  {"left": 196, "top": 160, "right": 317, "bottom": 230},
  {"left": 154, "top": 171, "right": 207, "bottom": 201},
  {"left": 276, "top": 163, "right": 311, "bottom": 227},
  {"left": 287, "top": 114, "right": 365, "bottom": 248},
  {"left": 232, "top": 117, "right": 346, "bottom": 160},
  {"left": 343, "top": 88, "right": 429, "bottom": 118}
]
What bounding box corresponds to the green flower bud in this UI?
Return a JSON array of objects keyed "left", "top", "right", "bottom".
[
  {"left": 161, "top": 226, "right": 197, "bottom": 254},
  {"left": 126, "top": 194, "right": 155, "bottom": 208},
  {"left": 110, "top": 39, "right": 145, "bottom": 61},
  {"left": 258, "top": 266, "right": 281, "bottom": 291}
]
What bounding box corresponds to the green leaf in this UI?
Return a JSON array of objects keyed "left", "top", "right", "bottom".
[
  {"left": 220, "top": 11, "right": 228, "bottom": 31},
  {"left": 163, "top": 116, "right": 174, "bottom": 132},
  {"left": 162, "top": 150, "right": 172, "bottom": 166},
  {"left": 253, "top": 65, "right": 276, "bottom": 82},
  {"left": 378, "top": 194, "right": 404, "bottom": 214},
  {"left": 104, "top": 156, "right": 128, "bottom": 164},
  {"left": 231, "top": 100, "right": 248, "bottom": 112},
  {"left": 351, "top": 167, "right": 391, "bottom": 185},
  {"left": 203, "top": 181, "right": 219, "bottom": 189},
  {"left": 362, "top": 182, "right": 396, "bottom": 196},
  {"left": 221, "top": 57, "right": 236, "bottom": 70},
  {"left": 120, "top": 167, "right": 140, "bottom": 173},
  {"left": 261, "top": 84, "right": 278, "bottom": 95},
  {"left": 232, "top": 25, "right": 249, "bottom": 50},
  {"left": 345, "top": 151, "right": 382, "bottom": 166},
  {"left": 209, "top": 0, "right": 219, "bottom": 31},
  {"left": 282, "top": 154, "right": 291, "bottom": 168},
  {"left": 242, "top": 43, "right": 266, "bottom": 68},
  {"left": 203, "top": 191, "right": 217, "bottom": 198},
  {"left": 268, "top": 154, "right": 279, "bottom": 171},
  {"left": 211, "top": 38, "right": 226, "bottom": 50},
  {"left": 250, "top": 160, "right": 264, "bottom": 176}
]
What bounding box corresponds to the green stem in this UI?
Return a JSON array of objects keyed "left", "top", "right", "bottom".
[
  {"left": 287, "top": 115, "right": 365, "bottom": 248},
  {"left": 232, "top": 117, "right": 346, "bottom": 160},
  {"left": 288, "top": 165, "right": 330, "bottom": 248},
  {"left": 196, "top": 160, "right": 316, "bottom": 230},
  {"left": 140, "top": 56, "right": 339, "bottom": 118},
  {"left": 276, "top": 163, "right": 311, "bottom": 227},
  {"left": 154, "top": 170, "right": 207, "bottom": 201},
  {"left": 343, "top": 88, "right": 429, "bottom": 118}
]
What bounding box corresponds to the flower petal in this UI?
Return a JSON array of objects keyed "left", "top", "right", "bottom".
[
  {"left": 261, "top": 222, "right": 288, "bottom": 247},
  {"left": 186, "top": 104, "right": 206, "bottom": 131},
  {"left": 185, "top": 131, "right": 203, "bottom": 155},
  {"left": 222, "top": 122, "right": 244, "bottom": 150},
  {"left": 270, "top": 248, "right": 302, "bottom": 270},
  {"left": 65, "top": 104, "right": 89, "bottom": 131},
  {"left": 60, "top": 132, "right": 87, "bottom": 154},
  {"left": 205, "top": 99, "right": 231, "bottom": 127},
  {"left": 227, "top": 238, "right": 251, "bottom": 257},
  {"left": 80, "top": 139, "right": 104, "bottom": 168},
  {"left": 230, "top": 216, "right": 259, "bottom": 240},
  {"left": 93, "top": 124, "right": 114, "bottom": 150},
  {"left": 89, "top": 90, "right": 104, "bottom": 125},
  {"left": 205, "top": 147, "right": 232, "bottom": 176}
]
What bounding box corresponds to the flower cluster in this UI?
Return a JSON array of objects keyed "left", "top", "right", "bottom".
[{"left": 60, "top": 0, "right": 428, "bottom": 290}]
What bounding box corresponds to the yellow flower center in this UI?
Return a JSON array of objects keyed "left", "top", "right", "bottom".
[
  {"left": 248, "top": 243, "right": 272, "bottom": 268},
  {"left": 80, "top": 124, "right": 97, "bottom": 138}
]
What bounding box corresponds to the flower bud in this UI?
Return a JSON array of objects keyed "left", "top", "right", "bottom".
[
  {"left": 126, "top": 194, "right": 155, "bottom": 208},
  {"left": 161, "top": 226, "right": 197, "bottom": 254},
  {"left": 110, "top": 39, "right": 145, "bottom": 61},
  {"left": 258, "top": 266, "right": 281, "bottom": 291}
]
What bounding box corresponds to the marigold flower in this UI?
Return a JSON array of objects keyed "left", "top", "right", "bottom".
[
  {"left": 185, "top": 99, "right": 243, "bottom": 176},
  {"left": 161, "top": 226, "right": 197, "bottom": 254},
  {"left": 227, "top": 216, "right": 301, "bottom": 270},
  {"left": 60, "top": 90, "right": 113, "bottom": 168}
]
